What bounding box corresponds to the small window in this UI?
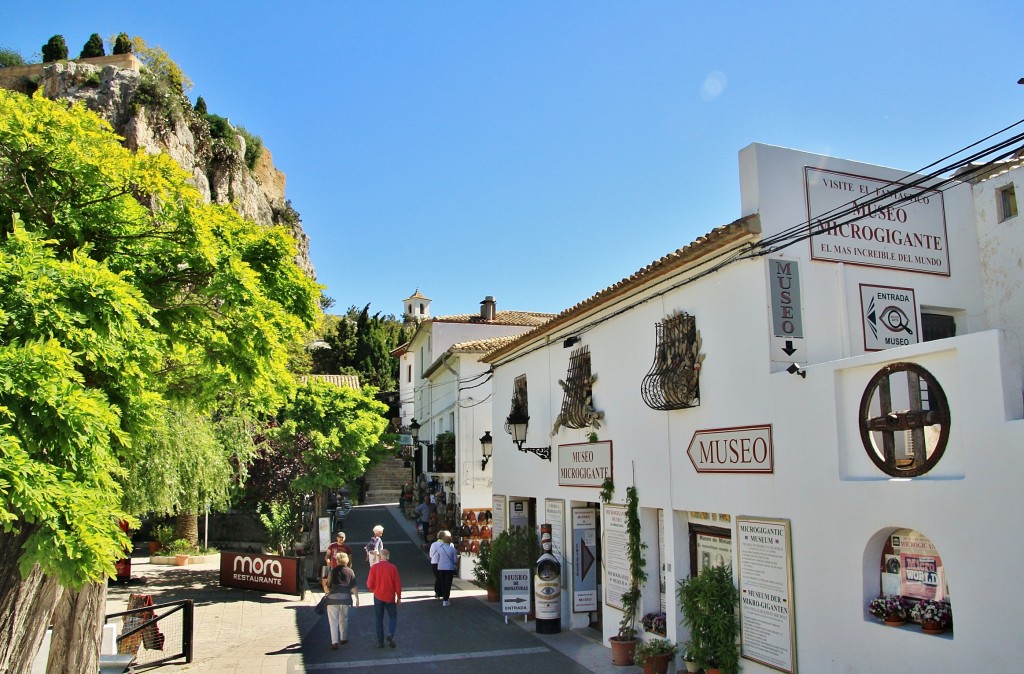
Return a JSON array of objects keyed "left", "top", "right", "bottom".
[
  {"left": 998, "top": 184, "right": 1018, "bottom": 222},
  {"left": 921, "top": 313, "right": 955, "bottom": 342}
]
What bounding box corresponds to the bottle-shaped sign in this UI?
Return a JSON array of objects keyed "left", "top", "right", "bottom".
[{"left": 535, "top": 523, "right": 561, "bottom": 634}]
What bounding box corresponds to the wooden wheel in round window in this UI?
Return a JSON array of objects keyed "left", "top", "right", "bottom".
[{"left": 858, "top": 362, "right": 950, "bottom": 477}]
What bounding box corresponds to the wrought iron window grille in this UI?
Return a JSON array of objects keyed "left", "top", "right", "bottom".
[{"left": 641, "top": 311, "right": 704, "bottom": 411}]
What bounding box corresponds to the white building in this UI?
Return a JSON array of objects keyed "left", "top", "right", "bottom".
[
  {"left": 483, "top": 143, "right": 1023, "bottom": 672},
  {"left": 400, "top": 295, "right": 553, "bottom": 574}
]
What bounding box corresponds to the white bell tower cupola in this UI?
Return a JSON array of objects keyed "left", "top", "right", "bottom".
[{"left": 403, "top": 289, "right": 431, "bottom": 323}]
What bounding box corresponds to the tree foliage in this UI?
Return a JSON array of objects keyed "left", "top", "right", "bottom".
[
  {"left": 80, "top": 34, "right": 105, "bottom": 59},
  {"left": 311, "top": 305, "right": 407, "bottom": 390},
  {"left": 41, "top": 35, "right": 68, "bottom": 63},
  {"left": 0, "top": 90, "right": 321, "bottom": 589},
  {"left": 112, "top": 33, "right": 132, "bottom": 55},
  {"left": 273, "top": 379, "right": 392, "bottom": 497}
]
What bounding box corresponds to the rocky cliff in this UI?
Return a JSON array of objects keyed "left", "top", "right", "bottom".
[{"left": 0, "top": 55, "right": 315, "bottom": 279}]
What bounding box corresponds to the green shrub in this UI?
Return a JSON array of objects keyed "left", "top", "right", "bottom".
[
  {"left": 0, "top": 48, "right": 26, "bottom": 68},
  {"left": 80, "top": 33, "right": 105, "bottom": 59},
  {"left": 237, "top": 125, "right": 263, "bottom": 170},
  {"left": 152, "top": 523, "right": 176, "bottom": 548},
  {"left": 194, "top": 95, "right": 208, "bottom": 115},
  {"left": 166, "top": 538, "right": 197, "bottom": 556},
  {"left": 42, "top": 35, "right": 68, "bottom": 63}
]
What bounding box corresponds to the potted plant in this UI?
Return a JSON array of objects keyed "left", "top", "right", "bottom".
[
  {"left": 867, "top": 593, "right": 909, "bottom": 626},
  {"left": 910, "top": 599, "right": 952, "bottom": 634},
  {"left": 641, "top": 611, "right": 667, "bottom": 636},
  {"left": 473, "top": 539, "right": 499, "bottom": 601},
  {"left": 167, "top": 538, "right": 196, "bottom": 566},
  {"left": 633, "top": 638, "right": 678, "bottom": 674},
  {"left": 677, "top": 564, "right": 740, "bottom": 674},
  {"left": 680, "top": 639, "right": 701, "bottom": 673},
  {"left": 149, "top": 523, "right": 174, "bottom": 555},
  {"left": 610, "top": 485, "right": 647, "bottom": 666}
]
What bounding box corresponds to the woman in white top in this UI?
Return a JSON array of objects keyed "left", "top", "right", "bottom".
[
  {"left": 436, "top": 530, "right": 458, "bottom": 606},
  {"left": 366, "top": 524, "right": 384, "bottom": 566}
]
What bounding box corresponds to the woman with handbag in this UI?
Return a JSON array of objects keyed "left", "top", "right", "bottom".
[{"left": 324, "top": 552, "right": 359, "bottom": 649}]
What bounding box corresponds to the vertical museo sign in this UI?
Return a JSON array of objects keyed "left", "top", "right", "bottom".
[
  {"left": 736, "top": 517, "right": 796, "bottom": 674},
  {"left": 805, "top": 167, "right": 949, "bottom": 275}
]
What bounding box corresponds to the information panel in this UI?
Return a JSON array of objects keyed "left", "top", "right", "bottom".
[
  {"left": 572, "top": 507, "right": 598, "bottom": 612},
  {"left": 501, "top": 568, "right": 531, "bottom": 615},
  {"left": 545, "top": 498, "right": 566, "bottom": 575},
  {"left": 603, "top": 504, "right": 630, "bottom": 611},
  {"left": 736, "top": 517, "right": 796, "bottom": 674},
  {"left": 491, "top": 494, "right": 506, "bottom": 540}
]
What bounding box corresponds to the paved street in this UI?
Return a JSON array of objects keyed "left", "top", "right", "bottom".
[{"left": 106, "top": 504, "right": 622, "bottom": 673}]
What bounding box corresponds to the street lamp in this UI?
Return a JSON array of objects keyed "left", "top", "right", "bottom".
[
  {"left": 479, "top": 431, "right": 493, "bottom": 470},
  {"left": 505, "top": 408, "right": 551, "bottom": 461}
]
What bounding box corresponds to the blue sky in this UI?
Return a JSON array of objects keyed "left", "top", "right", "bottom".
[{"left": 6, "top": 2, "right": 1023, "bottom": 318}]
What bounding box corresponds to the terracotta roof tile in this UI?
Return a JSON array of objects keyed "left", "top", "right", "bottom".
[
  {"left": 483, "top": 215, "right": 760, "bottom": 363},
  {"left": 432, "top": 310, "right": 554, "bottom": 327},
  {"left": 303, "top": 374, "right": 362, "bottom": 389}
]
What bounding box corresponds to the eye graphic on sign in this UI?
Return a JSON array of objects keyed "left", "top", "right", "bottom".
[{"left": 880, "top": 305, "right": 913, "bottom": 334}]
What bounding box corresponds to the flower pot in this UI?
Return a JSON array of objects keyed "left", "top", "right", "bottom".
[
  {"left": 148, "top": 541, "right": 162, "bottom": 555},
  {"left": 486, "top": 586, "right": 499, "bottom": 602},
  {"left": 683, "top": 660, "right": 700, "bottom": 673},
  {"left": 609, "top": 637, "right": 637, "bottom": 666},
  {"left": 921, "top": 620, "right": 945, "bottom": 634},
  {"left": 642, "top": 652, "right": 672, "bottom": 674},
  {"left": 884, "top": 616, "right": 906, "bottom": 626},
  {"left": 174, "top": 554, "right": 189, "bottom": 566}
]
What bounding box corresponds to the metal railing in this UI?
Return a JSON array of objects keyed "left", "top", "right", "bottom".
[{"left": 104, "top": 599, "right": 193, "bottom": 669}]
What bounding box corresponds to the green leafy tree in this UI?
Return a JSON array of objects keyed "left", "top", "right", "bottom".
[
  {"left": 194, "top": 95, "right": 208, "bottom": 115},
  {"left": 80, "top": 33, "right": 105, "bottom": 59},
  {"left": 41, "top": 35, "right": 68, "bottom": 63},
  {"left": 0, "top": 89, "right": 320, "bottom": 673},
  {"left": 272, "top": 378, "right": 392, "bottom": 514},
  {"left": 311, "top": 305, "right": 406, "bottom": 389},
  {"left": 0, "top": 48, "right": 26, "bottom": 68},
  {"left": 112, "top": 33, "right": 132, "bottom": 55}
]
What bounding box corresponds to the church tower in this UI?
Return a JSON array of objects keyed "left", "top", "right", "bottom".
[{"left": 403, "top": 289, "right": 431, "bottom": 324}]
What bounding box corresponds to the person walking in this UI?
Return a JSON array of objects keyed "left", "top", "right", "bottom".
[
  {"left": 323, "top": 531, "right": 352, "bottom": 593},
  {"left": 365, "top": 525, "right": 383, "bottom": 566},
  {"left": 324, "top": 552, "right": 359, "bottom": 649},
  {"left": 428, "top": 531, "right": 445, "bottom": 599},
  {"left": 365, "top": 548, "right": 402, "bottom": 648},
  {"left": 413, "top": 498, "right": 431, "bottom": 542},
  {"left": 436, "top": 531, "right": 458, "bottom": 606}
]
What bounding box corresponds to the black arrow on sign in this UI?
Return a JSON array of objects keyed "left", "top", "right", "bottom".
[
  {"left": 506, "top": 597, "right": 528, "bottom": 604},
  {"left": 782, "top": 340, "right": 797, "bottom": 356}
]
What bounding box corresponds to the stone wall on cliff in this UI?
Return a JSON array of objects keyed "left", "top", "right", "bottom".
[{"left": 1, "top": 57, "right": 315, "bottom": 280}]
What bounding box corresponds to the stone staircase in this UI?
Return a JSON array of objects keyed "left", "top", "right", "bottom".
[{"left": 363, "top": 457, "right": 413, "bottom": 505}]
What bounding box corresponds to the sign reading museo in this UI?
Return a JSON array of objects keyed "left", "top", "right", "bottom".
[{"left": 805, "top": 167, "right": 949, "bottom": 275}]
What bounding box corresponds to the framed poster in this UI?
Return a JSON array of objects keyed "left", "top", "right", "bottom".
[
  {"left": 545, "top": 498, "right": 566, "bottom": 576},
  {"left": 491, "top": 494, "right": 506, "bottom": 540},
  {"left": 572, "top": 507, "right": 598, "bottom": 612},
  {"left": 689, "top": 523, "right": 732, "bottom": 578},
  {"left": 603, "top": 504, "right": 629, "bottom": 611},
  {"left": 737, "top": 516, "right": 797, "bottom": 674}
]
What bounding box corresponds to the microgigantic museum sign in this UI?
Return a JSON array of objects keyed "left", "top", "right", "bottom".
[
  {"left": 805, "top": 167, "right": 950, "bottom": 276},
  {"left": 220, "top": 551, "right": 304, "bottom": 598}
]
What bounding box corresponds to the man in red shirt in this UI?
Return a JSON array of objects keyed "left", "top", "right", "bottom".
[
  {"left": 365, "top": 548, "right": 402, "bottom": 648},
  {"left": 323, "top": 531, "right": 352, "bottom": 593}
]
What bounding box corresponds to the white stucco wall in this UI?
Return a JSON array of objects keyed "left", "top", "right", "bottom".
[{"left": 488, "top": 143, "right": 1024, "bottom": 672}]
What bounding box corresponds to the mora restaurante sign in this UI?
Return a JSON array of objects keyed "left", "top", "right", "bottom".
[
  {"left": 219, "top": 551, "right": 304, "bottom": 598},
  {"left": 686, "top": 425, "right": 774, "bottom": 474}
]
